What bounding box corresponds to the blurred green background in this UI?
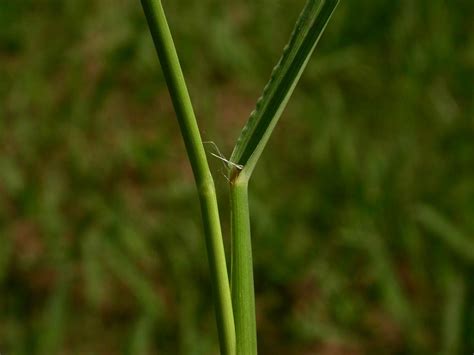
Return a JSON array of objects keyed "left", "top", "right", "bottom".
[{"left": 1, "top": 0, "right": 473, "bottom": 354}]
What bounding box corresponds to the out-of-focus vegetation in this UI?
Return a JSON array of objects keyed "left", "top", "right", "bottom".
[{"left": 0, "top": 0, "right": 473, "bottom": 354}]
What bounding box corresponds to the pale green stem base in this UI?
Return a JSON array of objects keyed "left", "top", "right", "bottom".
[{"left": 230, "top": 177, "right": 257, "bottom": 355}]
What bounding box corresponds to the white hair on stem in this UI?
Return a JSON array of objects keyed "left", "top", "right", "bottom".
[{"left": 203, "top": 141, "right": 244, "bottom": 171}]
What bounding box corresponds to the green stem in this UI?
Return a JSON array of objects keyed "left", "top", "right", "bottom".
[
  {"left": 140, "top": 1, "right": 235, "bottom": 353},
  {"left": 230, "top": 174, "right": 257, "bottom": 355},
  {"left": 227, "top": 2, "right": 339, "bottom": 353}
]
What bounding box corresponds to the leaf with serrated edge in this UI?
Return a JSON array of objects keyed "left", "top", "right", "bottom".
[{"left": 231, "top": 0, "right": 339, "bottom": 179}]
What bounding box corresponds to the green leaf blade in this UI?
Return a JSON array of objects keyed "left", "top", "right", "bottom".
[{"left": 231, "top": 0, "right": 339, "bottom": 177}]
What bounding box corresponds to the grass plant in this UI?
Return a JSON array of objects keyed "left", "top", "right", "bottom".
[
  {"left": 140, "top": 0, "right": 338, "bottom": 353},
  {"left": 1, "top": 0, "right": 473, "bottom": 353}
]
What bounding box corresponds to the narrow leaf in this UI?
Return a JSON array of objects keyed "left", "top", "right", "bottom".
[
  {"left": 231, "top": 0, "right": 339, "bottom": 177},
  {"left": 441, "top": 263, "right": 465, "bottom": 355},
  {"left": 416, "top": 205, "right": 474, "bottom": 264}
]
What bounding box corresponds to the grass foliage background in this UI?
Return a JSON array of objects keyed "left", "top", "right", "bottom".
[{"left": 1, "top": 0, "right": 473, "bottom": 353}]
